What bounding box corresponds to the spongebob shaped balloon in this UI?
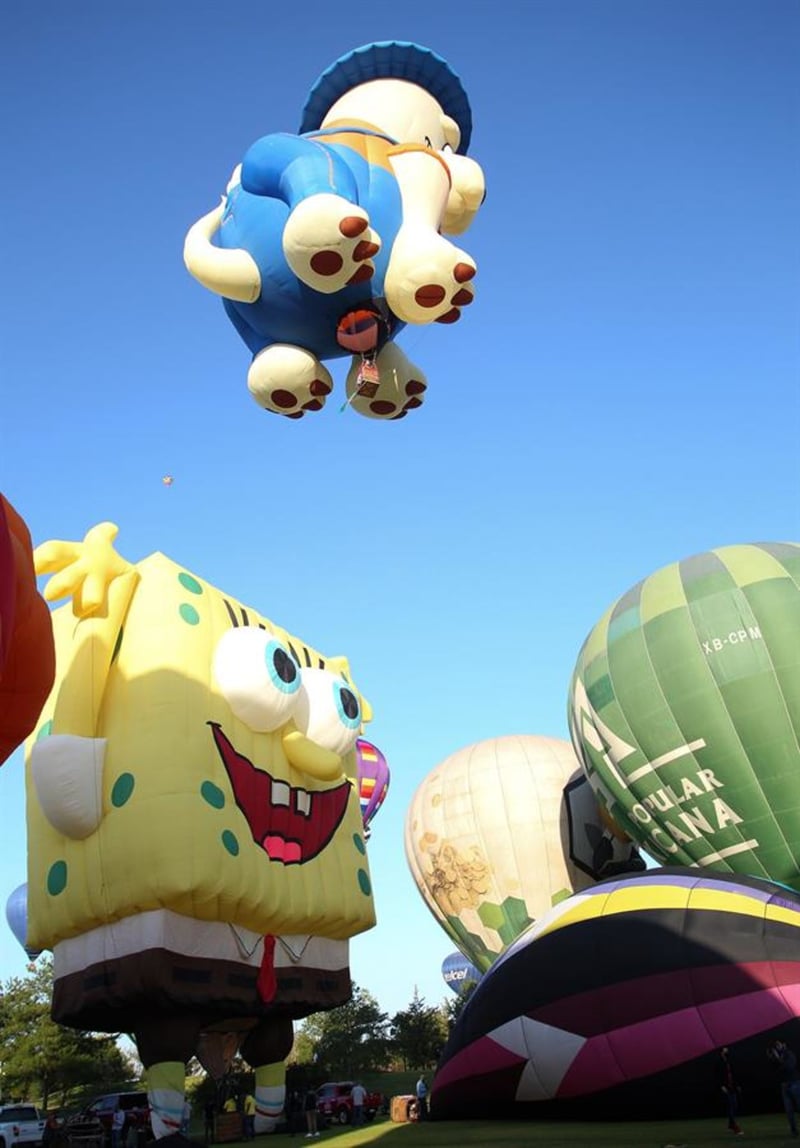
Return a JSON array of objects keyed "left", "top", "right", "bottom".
[
  {"left": 26, "top": 523, "right": 380, "bottom": 1136},
  {"left": 184, "top": 40, "right": 485, "bottom": 421}
]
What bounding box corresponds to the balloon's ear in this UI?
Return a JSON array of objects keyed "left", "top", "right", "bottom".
[{"left": 440, "top": 113, "right": 461, "bottom": 151}]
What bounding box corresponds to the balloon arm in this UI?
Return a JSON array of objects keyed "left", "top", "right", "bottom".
[
  {"left": 388, "top": 148, "right": 451, "bottom": 231},
  {"left": 241, "top": 133, "right": 360, "bottom": 208},
  {"left": 35, "top": 524, "right": 139, "bottom": 736},
  {"left": 51, "top": 569, "right": 138, "bottom": 736},
  {"left": 34, "top": 522, "right": 134, "bottom": 618},
  {"left": 183, "top": 205, "right": 261, "bottom": 303}
]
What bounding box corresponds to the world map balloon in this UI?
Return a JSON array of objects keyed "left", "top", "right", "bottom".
[{"left": 569, "top": 542, "right": 800, "bottom": 886}]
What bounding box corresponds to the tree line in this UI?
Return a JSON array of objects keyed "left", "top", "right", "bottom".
[{"left": 0, "top": 962, "right": 473, "bottom": 1107}]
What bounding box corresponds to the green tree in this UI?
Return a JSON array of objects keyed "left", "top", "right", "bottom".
[
  {"left": 295, "top": 983, "right": 390, "bottom": 1078},
  {"left": 0, "top": 959, "right": 133, "bottom": 1108},
  {"left": 442, "top": 980, "right": 478, "bottom": 1034},
  {"left": 390, "top": 989, "right": 448, "bottom": 1071}
]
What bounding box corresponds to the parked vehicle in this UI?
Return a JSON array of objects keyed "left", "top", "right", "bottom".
[
  {"left": 0, "top": 1104, "right": 45, "bottom": 1148},
  {"left": 315, "top": 1082, "right": 381, "bottom": 1126},
  {"left": 78, "top": 1095, "right": 150, "bottom": 1142}
]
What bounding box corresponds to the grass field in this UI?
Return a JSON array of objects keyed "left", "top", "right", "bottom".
[{"left": 205, "top": 1110, "right": 800, "bottom": 1148}]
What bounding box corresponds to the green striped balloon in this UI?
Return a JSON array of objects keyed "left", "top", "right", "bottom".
[{"left": 568, "top": 543, "right": 800, "bottom": 886}]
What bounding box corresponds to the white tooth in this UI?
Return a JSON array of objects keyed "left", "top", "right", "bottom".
[
  {"left": 272, "top": 780, "right": 290, "bottom": 807},
  {"left": 295, "top": 790, "right": 311, "bottom": 817}
]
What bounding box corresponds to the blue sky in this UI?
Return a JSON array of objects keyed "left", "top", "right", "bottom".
[{"left": 1, "top": 0, "right": 798, "bottom": 1025}]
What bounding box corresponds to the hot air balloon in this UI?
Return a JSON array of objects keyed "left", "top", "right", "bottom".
[
  {"left": 354, "top": 738, "right": 390, "bottom": 837},
  {"left": 5, "top": 883, "right": 42, "bottom": 960},
  {"left": 441, "top": 951, "right": 480, "bottom": 994},
  {"left": 0, "top": 494, "right": 55, "bottom": 766},
  {"left": 404, "top": 736, "right": 644, "bottom": 973},
  {"left": 568, "top": 542, "right": 800, "bottom": 887},
  {"left": 433, "top": 869, "right": 800, "bottom": 1121},
  {"left": 27, "top": 522, "right": 381, "bottom": 1137},
  {"left": 183, "top": 42, "right": 486, "bottom": 421}
]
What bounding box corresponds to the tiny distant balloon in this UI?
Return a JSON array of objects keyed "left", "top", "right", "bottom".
[
  {"left": 162, "top": 475, "right": 174, "bottom": 487},
  {"left": 441, "top": 950, "right": 480, "bottom": 994},
  {"left": 5, "top": 883, "right": 41, "bottom": 960},
  {"left": 355, "top": 738, "right": 390, "bottom": 836}
]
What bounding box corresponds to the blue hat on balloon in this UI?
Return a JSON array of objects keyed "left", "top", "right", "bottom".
[{"left": 299, "top": 41, "right": 473, "bottom": 154}]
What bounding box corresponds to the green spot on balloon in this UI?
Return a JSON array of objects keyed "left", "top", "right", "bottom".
[
  {"left": 222, "top": 830, "right": 239, "bottom": 856},
  {"left": 47, "top": 861, "right": 68, "bottom": 896},
  {"left": 179, "top": 603, "right": 200, "bottom": 625},
  {"left": 357, "top": 868, "right": 371, "bottom": 896},
  {"left": 178, "top": 572, "right": 203, "bottom": 595},
  {"left": 111, "top": 773, "right": 135, "bottom": 807},
  {"left": 353, "top": 834, "right": 366, "bottom": 855},
  {"left": 201, "top": 781, "right": 225, "bottom": 809},
  {"left": 36, "top": 721, "right": 53, "bottom": 741}
]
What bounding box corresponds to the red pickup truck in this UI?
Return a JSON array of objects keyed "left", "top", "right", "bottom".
[{"left": 315, "top": 1082, "right": 382, "bottom": 1126}]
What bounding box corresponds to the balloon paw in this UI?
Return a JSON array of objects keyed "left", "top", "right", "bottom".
[
  {"left": 248, "top": 345, "right": 333, "bottom": 418},
  {"left": 385, "top": 229, "right": 476, "bottom": 324},
  {"left": 344, "top": 343, "right": 427, "bottom": 421},
  {"left": 283, "top": 194, "right": 381, "bottom": 294}
]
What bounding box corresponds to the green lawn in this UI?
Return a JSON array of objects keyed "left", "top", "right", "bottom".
[{"left": 206, "top": 1111, "right": 800, "bottom": 1148}]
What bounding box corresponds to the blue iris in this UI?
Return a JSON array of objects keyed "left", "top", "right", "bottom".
[{"left": 265, "top": 641, "right": 300, "bottom": 694}]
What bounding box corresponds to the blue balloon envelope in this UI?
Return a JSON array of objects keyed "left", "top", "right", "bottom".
[
  {"left": 442, "top": 951, "right": 481, "bottom": 994},
  {"left": 5, "top": 883, "right": 41, "bottom": 960}
]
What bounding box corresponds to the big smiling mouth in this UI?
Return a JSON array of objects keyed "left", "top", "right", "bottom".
[{"left": 209, "top": 722, "right": 351, "bottom": 864}]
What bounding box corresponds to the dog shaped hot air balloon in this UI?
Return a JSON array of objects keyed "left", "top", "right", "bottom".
[{"left": 184, "top": 41, "right": 485, "bottom": 421}]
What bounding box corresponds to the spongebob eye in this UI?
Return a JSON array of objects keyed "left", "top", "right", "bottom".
[
  {"left": 213, "top": 626, "right": 300, "bottom": 731},
  {"left": 293, "top": 668, "right": 362, "bottom": 757}
]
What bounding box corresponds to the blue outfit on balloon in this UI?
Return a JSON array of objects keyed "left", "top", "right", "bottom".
[{"left": 218, "top": 128, "right": 404, "bottom": 363}]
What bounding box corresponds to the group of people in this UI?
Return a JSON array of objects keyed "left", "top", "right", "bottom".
[
  {"left": 202, "top": 1094, "right": 256, "bottom": 1142},
  {"left": 719, "top": 1037, "right": 800, "bottom": 1138}
]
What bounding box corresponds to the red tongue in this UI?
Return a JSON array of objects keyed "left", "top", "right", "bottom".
[{"left": 263, "top": 835, "right": 302, "bottom": 863}]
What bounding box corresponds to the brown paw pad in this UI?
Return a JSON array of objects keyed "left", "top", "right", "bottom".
[
  {"left": 435, "top": 308, "right": 461, "bottom": 324},
  {"left": 414, "top": 285, "right": 447, "bottom": 308},
  {"left": 270, "top": 389, "right": 299, "bottom": 409},
  {"left": 310, "top": 251, "right": 344, "bottom": 276},
  {"left": 347, "top": 264, "right": 374, "bottom": 285},
  {"left": 340, "top": 216, "right": 368, "bottom": 239}
]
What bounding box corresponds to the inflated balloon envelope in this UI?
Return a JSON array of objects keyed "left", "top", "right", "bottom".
[
  {"left": 25, "top": 522, "right": 380, "bottom": 1135},
  {"left": 569, "top": 542, "right": 800, "bottom": 888},
  {"left": 0, "top": 494, "right": 55, "bottom": 767},
  {"left": 405, "top": 735, "right": 644, "bottom": 974},
  {"left": 433, "top": 868, "right": 800, "bottom": 1121},
  {"left": 184, "top": 41, "right": 486, "bottom": 421}
]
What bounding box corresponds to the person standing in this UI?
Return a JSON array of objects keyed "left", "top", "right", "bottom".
[
  {"left": 303, "top": 1087, "right": 319, "bottom": 1139},
  {"left": 350, "top": 1083, "right": 366, "bottom": 1127},
  {"left": 243, "top": 1094, "right": 256, "bottom": 1141},
  {"left": 42, "top": 1113, "right": 60, "bottom": 1148},
  {"left": 768, "top": 1038, "right": 800, "bottom": 1137},
  {"left": 415, "top": 1076, "right": 428, "bottom": 1122},
  {"left": 203, "top": 1100, "right": 216, "bottom": 1144},
  {"left": 111, "top": 1108, "right": 126, "bottom": 1148},
  {"left": 716, "top": 1045, "right": 743, "bottom": 1137},
  {"left": 287, "top": 1090, "right": 304, "bottom": 1138}
]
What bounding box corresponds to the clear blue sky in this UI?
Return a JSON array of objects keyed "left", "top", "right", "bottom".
[{"left": 1, "top": 0, "right": 798, "bottom": 1024}]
